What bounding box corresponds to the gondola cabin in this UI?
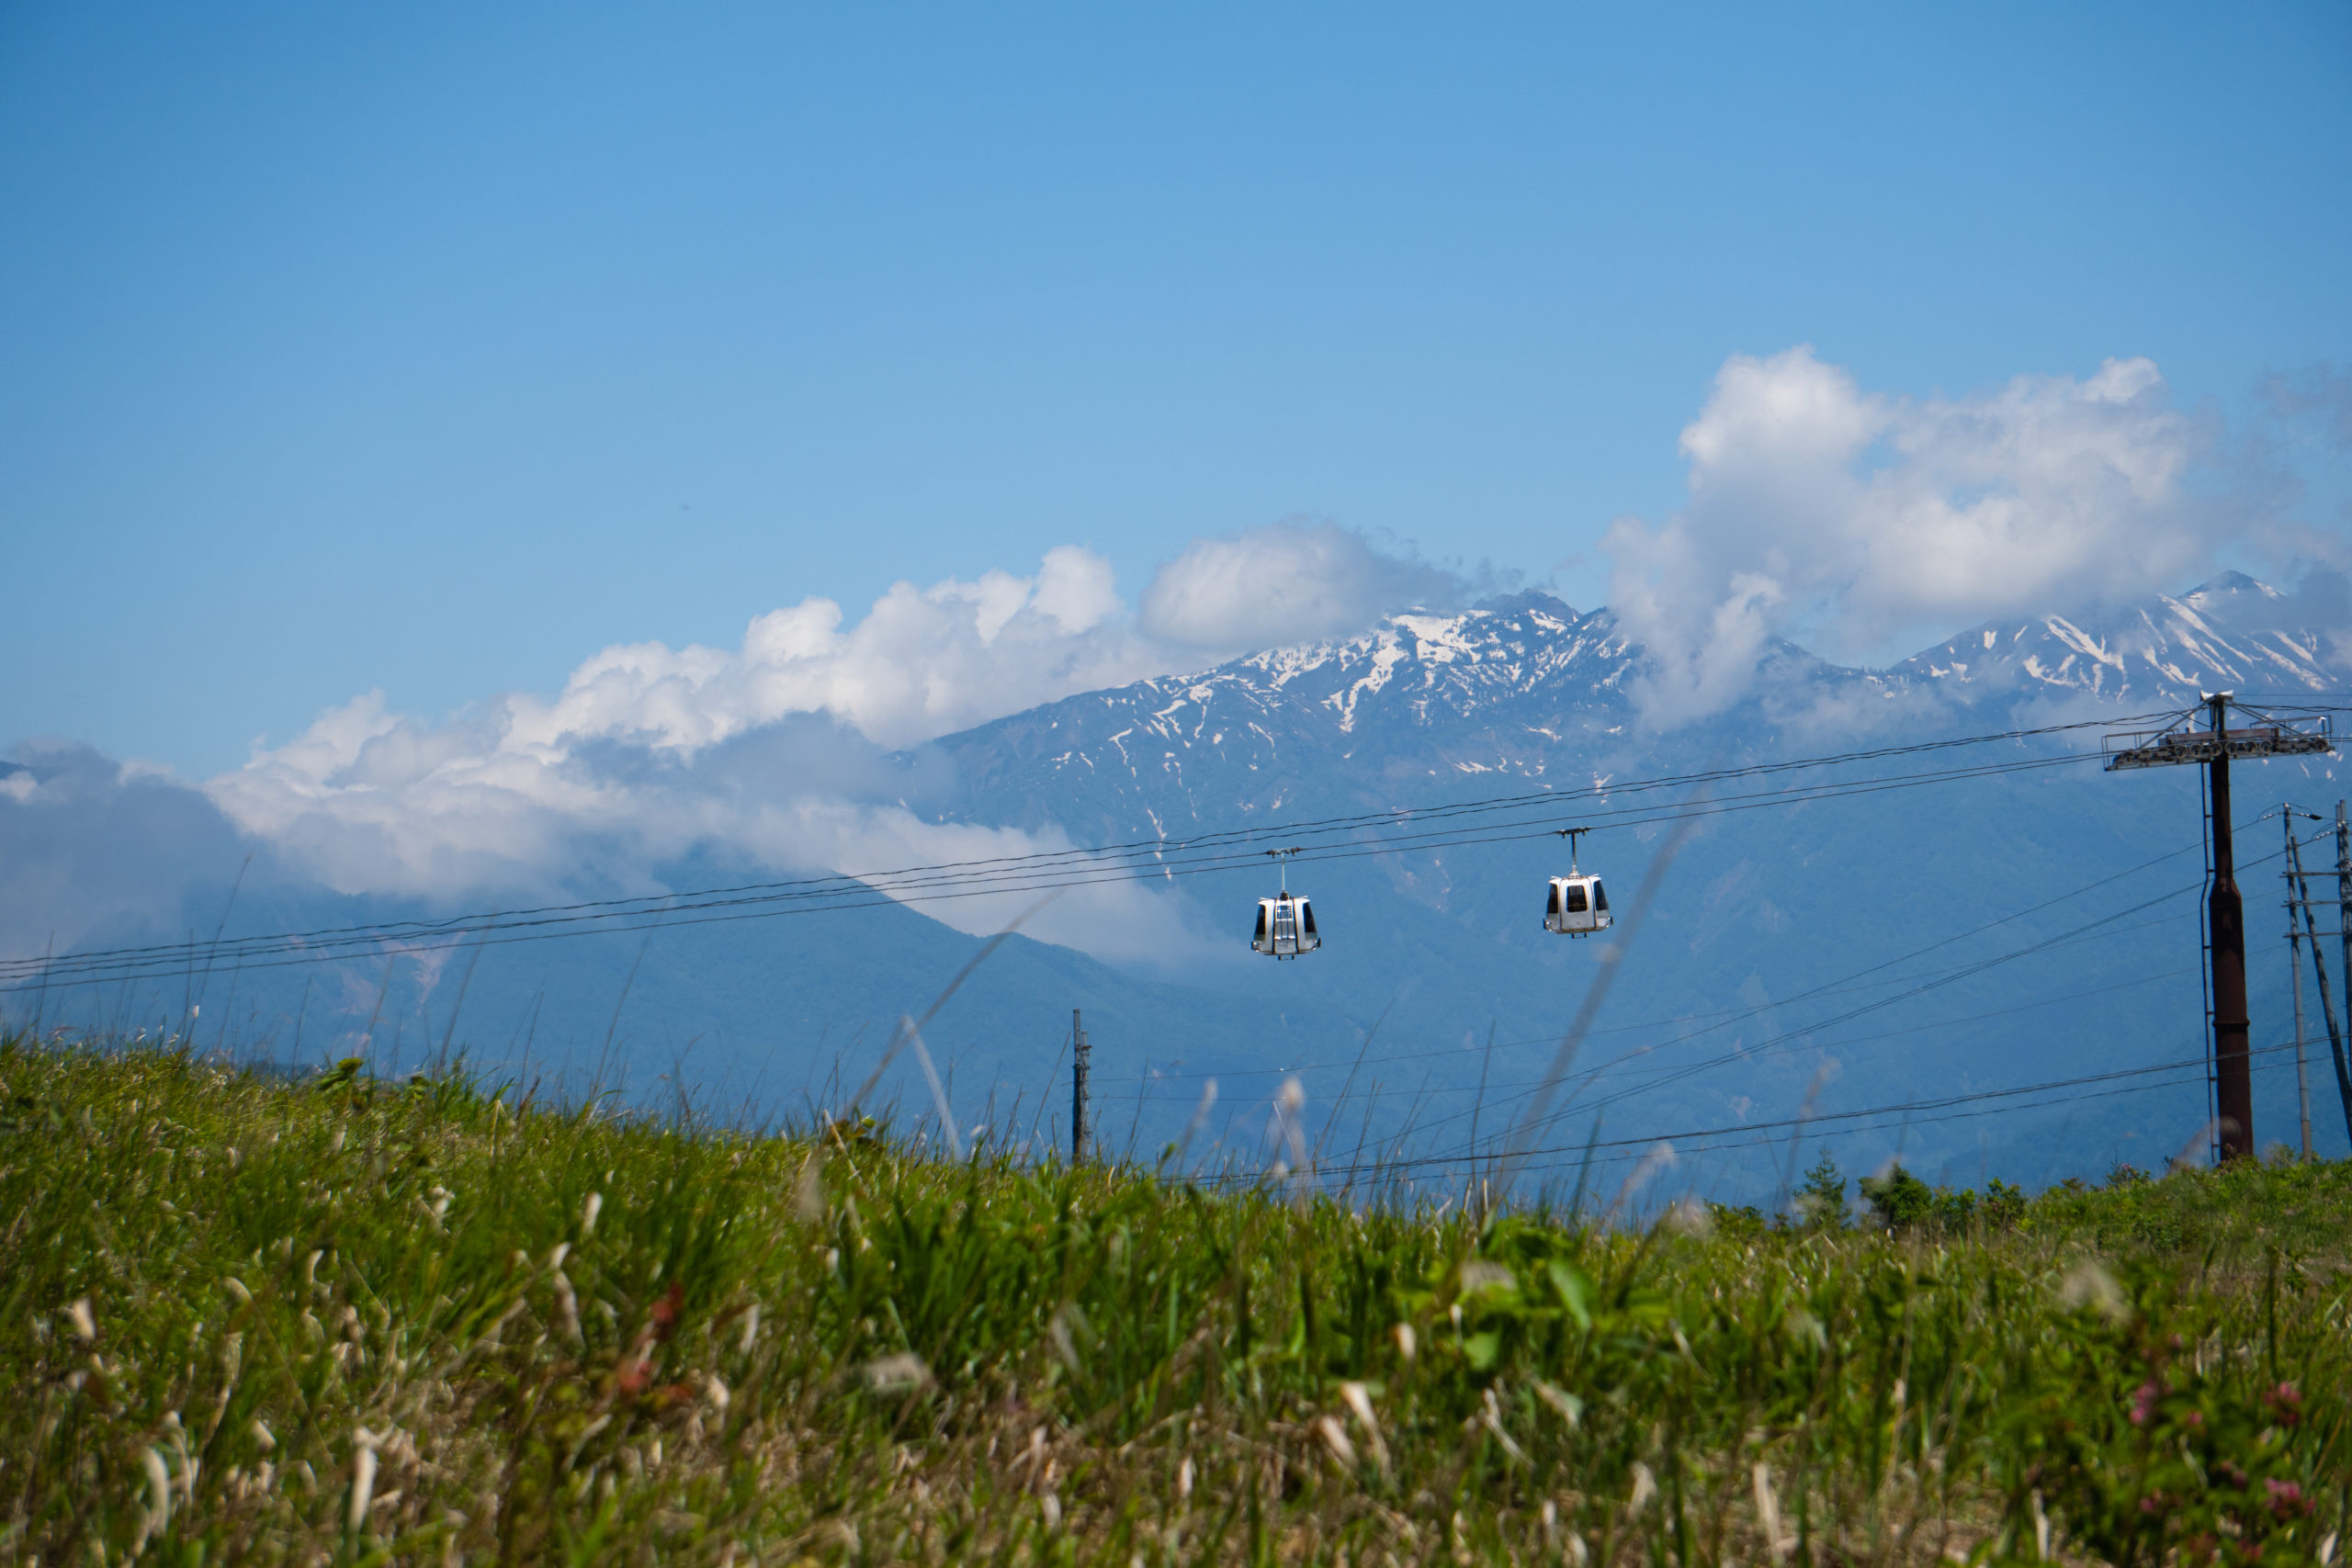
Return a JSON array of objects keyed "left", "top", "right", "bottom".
[
  {"left": 1252, "top": 891, "right": 1320, "bottom": 958},
  {"left": 1544, "top": 874, "right": 1611, "bottom": 937}
]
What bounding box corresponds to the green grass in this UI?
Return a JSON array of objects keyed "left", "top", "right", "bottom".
[{"left": 2, "top": 1039, "right": 2346, "bottom": 1566}]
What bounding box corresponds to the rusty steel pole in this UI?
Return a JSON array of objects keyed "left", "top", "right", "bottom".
[
  {"left": 2109, "top": 696, "right": 2332, "bottom": 1161},
  {"left": 1071, "top": 1009, "right": 1090, "bottom": 1162},
  {"left": 2207, "top": 694, "right": 2255, "bottom": 1160},
  {"left": 2285, "top": 811, "right": 2313, "bottom": 1159}
]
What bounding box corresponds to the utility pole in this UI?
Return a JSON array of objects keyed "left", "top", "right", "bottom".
[
  {"left": 1071, "top": 1008, "right": 1090, "bottom": 1163},
  {"left": 2332, "top": 803, "right": 2352, "bottom": 1145},
  {"left": 2205, "top": 694, "right": 2254, "bottom": 1159},
  {"left": 2106, "top": 693, "right": 2333, "bottom": 1162},
  {"left": 2283, "top": 810, "right": 2315, "bottom": 1158},
  {"left": 2338, "top": 800, "right": 2350, "bottom": 1035},
  {"left": 2285, "top": 815, "right": 2352, "bottom": 1149}
]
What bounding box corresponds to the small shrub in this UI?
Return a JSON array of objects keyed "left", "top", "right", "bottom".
[
  {"left": 1706, "top": 1201, "right": 1769, "bottom": 1241},
  {"left": 1859, "top": 1165, "right": 1990, "bottom": 1233},
  {"left": 1796, "top": 1147, "right": 1848, "bottom": 1229},
  {"left": 1858, "top": 1162, "right": 1938, "bottom": 1229},
  {"left": 1981, "top": 1177, "right": 2028, "bottom": 1227}
]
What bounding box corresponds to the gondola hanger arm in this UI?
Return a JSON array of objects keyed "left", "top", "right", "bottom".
[{"left": 1554, "top": 825, "right": 1591, "bottom": 875}]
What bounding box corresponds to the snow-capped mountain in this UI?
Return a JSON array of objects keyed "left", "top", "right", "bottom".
[
  {"left": 18, "top": 574, "right": 2348, "bottom": 1193},
  {"left": 936, "top": 593, "right": 1639, "bottom": 839},
  {"left": 1894, "top": 572, "right": 2342, "bottom": 705},
  {"left": 934, "top": 591, "right": 1905, "bottom": 841},
  {"left": 905, "top": 572, "right": 2352, "bottom": 1185},
  {"left": 941, "top": 573, "right": 2346, "bottom": 845}
]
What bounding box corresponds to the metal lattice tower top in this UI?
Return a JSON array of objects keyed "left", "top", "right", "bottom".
[{"left": 2105, "top": 699, "right": 2334, "bottom": 771}]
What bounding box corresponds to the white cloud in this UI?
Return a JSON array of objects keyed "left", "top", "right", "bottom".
[
  {"left": 1607, "top": 347, "right": 2217, "bottom": 725},
  {"left": 1139, "top": 521, "right": 1463, "bottom": 650},
  {"left": 196, "top": 541, "right": 1387, "bottom": 966},
  {"left": 205, "top": 528, "right": 1465, "bottom": 906},
  {"left": 12, "top": 529, "right": 1461, "bottom": 968},
  {"left": 201, "top": 692, "right": 1217, "bottom": 966},
  {"left": 0, "top": 743, "right": 262, "bottom": 969},
  {"left": 723, "top": 795, "right": 1216, "bottom": 967},
  {"left": 496, "top": 544, "right": 1152, "bottom": 757}
]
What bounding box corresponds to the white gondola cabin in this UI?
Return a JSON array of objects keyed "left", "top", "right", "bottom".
[
  {"left": 1252, "top": 846, "right": 1321, "bottom": 958},
  {"left": 1544, "top": 827, "right": 1611, "bottom": 937},
  {"left": 1252, "top": 891, "right": 1320, "bottom": 958},
  {"left": 1544, "top": 874, "right": 1610, "bottom": 936}
]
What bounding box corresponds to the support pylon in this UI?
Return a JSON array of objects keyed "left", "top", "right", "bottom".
[
  {"left": 2107, "top": 693, "right": 2334, "bottom": 1162},
  {"left": 1071, "top": 1008, "right": 1090, "bottom": 1163},
  {"left": 2205, "top": 695, "right": 2254, "bottom": 1160}
]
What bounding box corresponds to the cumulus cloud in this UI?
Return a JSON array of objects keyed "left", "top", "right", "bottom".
[
  {"left": 202, "top": 708, "right": 1213, "bottom": 965},
  {"left": 204, "top": 530, "right": 1465, "bottom": 895},
  {"left": 213, "top": 549, "right": 1132, "bottom": 876},
  {"left": 494, "top": 544, "right": 1149, "bottom": 756},
  {"left": 1605, "top": 347, "right": 2220, "bottom": 725},
  {"left": 186, "top": 549, "right": 1183, "bottom": 959},
  {"left": 1139, "top": 521, "right": 1464, "bottom": 650},
  {"left": 188, "top": 534, "right": 1409, "bottom": 965},
  {"left": 204, "top": 547, "right": 1162, "bottom": 885},
  {"left": 0, "top": 742, "right": 266, "bottom": 970},
  {"left": 9, "top": 530, "right": 1465, "bottom": 969}
]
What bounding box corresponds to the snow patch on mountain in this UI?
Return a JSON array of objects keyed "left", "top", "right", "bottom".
[
  {"left": 932, "top": 574, "right": 2347, "bottom": 849},
  {"left": 1892, "top": 573, "right": 2339, "bottom": 705}
]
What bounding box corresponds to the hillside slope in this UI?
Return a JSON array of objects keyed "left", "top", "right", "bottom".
[
  {"left": 4, "top": 1043, "right": 2343, "bottom": 1566},
  {"left": 14, "top": 577, "right": 2351, "bottom": 1193},
  {"left": 919, "top": 577, "right": 2352, "bottom": 1188}
]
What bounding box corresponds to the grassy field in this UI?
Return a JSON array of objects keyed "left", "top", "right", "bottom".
[{"left": 1, "top": 1038, "right": 2346, "bottom": 1566}]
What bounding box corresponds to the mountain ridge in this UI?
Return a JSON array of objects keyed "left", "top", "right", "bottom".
[
  {"left": 12, "top": 571, "right": 2351, "bottom": 1193},
  {"left": 903, "top": 570, "right": 2351, "bottom": 1188},
  {"left": 1892, "top": 571, "right": 2342, "bottom": 704},
  {"left": 929, "top": 574, "right": 2342, "bottom": 846}
]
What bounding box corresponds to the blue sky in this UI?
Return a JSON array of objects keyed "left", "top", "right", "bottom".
[{"left": 4, "top": 2, "right": 2348, "bottom": 776}]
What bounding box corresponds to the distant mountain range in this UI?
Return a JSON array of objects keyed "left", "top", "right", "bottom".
[
  {"left": 943, "top": 573, "right": 2339, "bottom": 844},
  {"left": 14, "top": 573, "right": 2352, "bottom": 1201},
  {"left": 1894, "top": 572, "right": 2339, "bottom": 703},
  {"left": 907, "top": 572, "right": 2348, "bottom": 1187}
]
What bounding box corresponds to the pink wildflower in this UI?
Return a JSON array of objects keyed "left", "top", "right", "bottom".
[{"left": 2265, "top": 1479, "right": 2308, "bottom": 1518}]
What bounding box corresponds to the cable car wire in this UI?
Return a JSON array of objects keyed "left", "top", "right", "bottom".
[
  {"left": 4, "top": 729, "right": 2148, "bottom": 989},
  {"left": 1188, "top": 829, "right": 2318, "bottom": 1179},
  {"left": 1139, "top": 963, "right": 2196, "bottom": 1106},
  {"left": 1462, "top": 1036, "right": 2310, "bottom": 1188},
  {"left": 1324, "top": 903, "right": 2199, "bottom": 1168},
  {"left": 14, "top": 745, "right": 2098, "bottom": 979},
  {"left": 1384, "top": 827, "right": 2326, "bottom": 1166},
  {"left": 1250, "top": 1036, "right": 2304, "bottom": 1191},
  {"left": 1094, "top": 830, "right": 2221, "bottom": 1086},
  {"left": 19, "top": 706, "right": 2175, "bottom": 983}
]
